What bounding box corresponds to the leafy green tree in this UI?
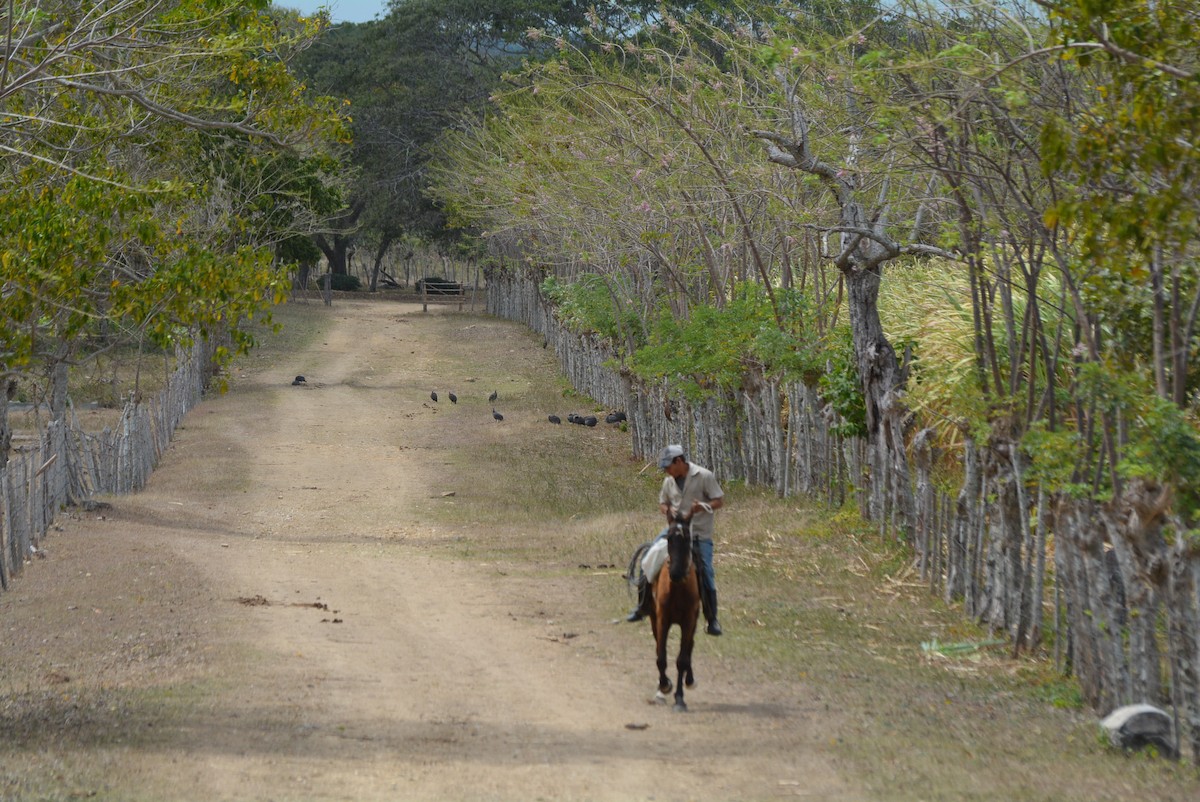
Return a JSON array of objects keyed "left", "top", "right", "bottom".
[
  {"left": 1040, "top": 0, "right": 1200, "bottom": 407},
  {"left": 0, "top": 0, "right": 349, "bottom": 461},
  {"left": 294, "top": 1, "right": 532, "bottom": 278}
]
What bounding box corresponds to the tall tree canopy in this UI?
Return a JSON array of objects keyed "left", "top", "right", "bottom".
[{"left": 291, "top": 0, "right": 728, "bottom": 283}]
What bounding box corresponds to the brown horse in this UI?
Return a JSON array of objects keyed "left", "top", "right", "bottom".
[{"left": 648, "top": 513, "right": 701, "bottom": 712}]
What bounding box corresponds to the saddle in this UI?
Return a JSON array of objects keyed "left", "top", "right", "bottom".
[
  {"left": 624, "top": 529, "right": 699, "bottom": 591},
  {"left": 640, "top": 539, "right": 669, "bottom": 584}
]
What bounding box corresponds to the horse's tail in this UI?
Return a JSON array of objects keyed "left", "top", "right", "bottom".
[{"left": 625, "top": 541, "right": 652, "bottom": 591}]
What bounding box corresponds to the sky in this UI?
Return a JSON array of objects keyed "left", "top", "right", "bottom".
[{"left": 283, "top": 1, "right": 388, "bottom": 24}]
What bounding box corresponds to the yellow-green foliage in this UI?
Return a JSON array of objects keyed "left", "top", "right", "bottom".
[
  {"left": 879, "top": 260, "right": 983, "bottom": 446},
  {"left": 880, "top": 258, "right": 1070, "bottom": 449}
]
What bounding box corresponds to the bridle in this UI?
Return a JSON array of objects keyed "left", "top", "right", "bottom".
[{"left": 666, "top": 514, "right": 695, "bottom": 584}]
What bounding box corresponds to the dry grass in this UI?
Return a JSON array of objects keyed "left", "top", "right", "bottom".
[{"left": 15, "top": 297, "right": 1185, "bottom": 800}]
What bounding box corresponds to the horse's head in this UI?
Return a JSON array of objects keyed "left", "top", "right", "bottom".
[{"left": 665, "top": 514, "right": 694, "bottom": 584}]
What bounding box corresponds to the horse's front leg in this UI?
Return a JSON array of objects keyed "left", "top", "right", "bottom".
[
  {"left": 674, "top": 620, "right": 697, "bottom": 711},
  {"left": 679, "top": 618, "right": 697, "bottom": 689},
  {"left": 655, "top": 621, "right": 672, "bottom": 695}
]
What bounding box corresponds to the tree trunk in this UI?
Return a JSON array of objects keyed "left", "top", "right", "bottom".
[
  {"left": 296, "top": 261, "right": 314, "bottom": 290},
  {"left": 845, "top": 263, "right": 913, "bottom": 539},
  {"left": 845, "top": 264, "right": 896, "bottom": 442},
  {"left": 49, "top": 358, "right": 69, "bottom": 422},
  {"left": 979, "top": 448, "right": 1021, "bottom": 632},
  {"left": 368, "top": 236, "right": 395, "bottom": 293},
  {"left": 0, "top": 376, "right": 15, "bottom": 468},
  {"left": 315, "top": 233, "right": 352, "bottom": 276}
]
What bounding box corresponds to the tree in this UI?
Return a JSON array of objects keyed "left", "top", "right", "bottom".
[
  {"left": 294, "top": 2, "right": 528, "bottom": 278},
  {"left": 293, "top": 0, "right": 726, "bottom": 280},
  {"left": 1035, "top": 0, "right": 1200, "bottom": 752},
  {"left": 0, "top": 0, "right": 349, "bottom": 462}
]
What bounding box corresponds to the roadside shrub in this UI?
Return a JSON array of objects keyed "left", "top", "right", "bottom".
[
  {"left": 329, "top": 273, "right": 362, "bottom": 291},
  {"left": 540, "top": 273, "right": 645, "bottom": 349}
]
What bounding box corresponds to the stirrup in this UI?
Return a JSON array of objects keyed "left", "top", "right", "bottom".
[
  {"left": 626, "top": 609, "right": 645, "bottom": 623},
  {"left": 705, "top": 620, "right": 723, "bottom": 636}
]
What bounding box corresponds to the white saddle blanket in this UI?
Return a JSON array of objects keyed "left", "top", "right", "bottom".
[{"left": 641, "top": 539, "right": 668, "bottom": 583}]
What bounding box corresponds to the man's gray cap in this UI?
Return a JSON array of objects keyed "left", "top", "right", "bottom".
[{"left": 658, "top": 444, "right": 685, "bottom": 468}]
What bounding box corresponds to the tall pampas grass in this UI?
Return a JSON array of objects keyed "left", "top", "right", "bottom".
[
  {"left": 880, "top": 259, "right": 982, "bottom": 451},
  {"left": 880, "top": 257, "right": 1070, "bottom": 455}
]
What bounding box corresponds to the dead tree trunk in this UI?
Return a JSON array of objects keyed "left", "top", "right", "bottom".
[{"left": 749, "top": 67, "right": 956, "bottom": 543}]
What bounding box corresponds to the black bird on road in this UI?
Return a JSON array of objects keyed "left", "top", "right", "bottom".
[
  {"left": 431, "top": 391, "right": 438, "bottom": 402},
  {"left": 292, "top": 375, "right": 306, "bottom": 386},
  {"left": 492, "top": 408, "right": 504, "bottom": 421},
  {"left": 488, "top": 390, "right": 498, "bottom": 402},
  {"left": 449, "top": 392, "right": 457, "bottom": 404},
  {"left": 548, "top": 414, "right": 562, "bottom": 424},
  {"left": 583, "top": 415, "right": 598, "bottom": 427}
]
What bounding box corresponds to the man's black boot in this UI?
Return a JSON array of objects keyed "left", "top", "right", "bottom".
[
  {"left": 626, "top": 578, "right": 651, "bottom": 622},
  {"left": 703, "top": 588, "right": 722, "bottom": 636}
]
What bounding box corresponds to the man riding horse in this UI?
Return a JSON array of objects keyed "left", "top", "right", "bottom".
[{"left": 627, "top": 444, "right": 725, "bottom": 636}]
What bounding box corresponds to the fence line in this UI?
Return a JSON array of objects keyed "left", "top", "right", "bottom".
[
  {"left": 0, "top": 335, "right": 218, "bottom": 591},
  {"left": 487, "top": 263, "right": 1200, "bottom": 760}
]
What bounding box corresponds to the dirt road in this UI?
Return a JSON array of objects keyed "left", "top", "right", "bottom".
[{"left": 1, "top": 300, "right": 852, "bottom": 801}]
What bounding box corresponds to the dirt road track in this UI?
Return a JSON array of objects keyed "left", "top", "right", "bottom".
[{"left": 1, "top": 300, "right": 852, "bottom": 801}]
